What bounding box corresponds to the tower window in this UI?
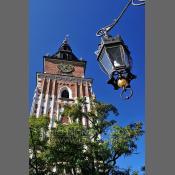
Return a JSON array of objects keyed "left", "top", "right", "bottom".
[
  {"left": 83, "top": 85, "right": 86, "bottom": 96},
  {"left": 77, "top": 85, "right": 80, "bottom": 97},
  {"left": 61, "top": 90, "right": 69, "bottom": 99},
  {"left": 41, "top": 106, "right": 44, "bottom": 115},
  {"left": 88, "top": 86, "right": 92, "bottom": 97}
]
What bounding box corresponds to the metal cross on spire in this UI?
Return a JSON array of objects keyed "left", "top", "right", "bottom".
[{"left": 63, "top": 34, "right": 69, "bottom": 44}]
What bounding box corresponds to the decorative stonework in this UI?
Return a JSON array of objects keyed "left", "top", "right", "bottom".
[{"left": 37, "top": 73, "right": 92, "bottom": 84}]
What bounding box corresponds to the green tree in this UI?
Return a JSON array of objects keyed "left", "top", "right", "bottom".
[{"left": 29, "top": 98, "right": 144, "bottom": 175}]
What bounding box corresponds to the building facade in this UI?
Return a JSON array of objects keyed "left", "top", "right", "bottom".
[{"left": 30, "top": 38, "right": 94, "bottom": 128}]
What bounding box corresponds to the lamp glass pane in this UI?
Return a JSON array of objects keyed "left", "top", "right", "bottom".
[
  {"left": 124, "top": 51, "right": 130, "bottom": 68},
  {"left": 122, "top": 46, "right": 132, "bottom": 69},
  {"left": 106, "top": 45, "right": 124, "bottom": 68},
  {"left": 99, "top": 50, "right": 114, "bottom": 76}
]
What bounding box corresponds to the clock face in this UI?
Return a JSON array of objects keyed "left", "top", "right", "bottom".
[{"left": 57, "top": 64, "right": 74, "bottom": 73}]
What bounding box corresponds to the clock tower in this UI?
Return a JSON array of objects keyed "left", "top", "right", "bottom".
[{"left": 30, "top": 37, "right": 94, "bottom": 127}]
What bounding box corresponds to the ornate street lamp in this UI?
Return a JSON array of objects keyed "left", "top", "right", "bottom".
[
  {"left": 95, "top": 0, "right": 145, "bottom": 100},
  {"left": 95, "top": 35, "right": 136, "bottom": 99}
]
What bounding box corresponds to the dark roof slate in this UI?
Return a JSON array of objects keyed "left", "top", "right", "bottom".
[{"left": 51, "top": 37, "right": 79, "bottom": 61}]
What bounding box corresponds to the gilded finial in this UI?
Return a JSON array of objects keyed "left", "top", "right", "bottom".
[{"left": 63, "top": 34, "right": 69, "bottom": 44}]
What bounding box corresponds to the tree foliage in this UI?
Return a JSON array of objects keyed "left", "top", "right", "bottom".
[{"left": 29, "top": 98, "right": 144, "bottom": 175}]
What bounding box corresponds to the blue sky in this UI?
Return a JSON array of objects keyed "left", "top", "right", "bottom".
[{"left": 29, "top": 0, "right": 145, "bottom": 173}]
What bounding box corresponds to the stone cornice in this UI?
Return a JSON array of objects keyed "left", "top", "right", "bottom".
[{"left": 37, "top": 73, "right": 93, "bottom": 83}]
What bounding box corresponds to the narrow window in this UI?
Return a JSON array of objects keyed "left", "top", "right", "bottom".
[
  {"left": 54, "top": 81, "right": 58, "bottom": 97},
  {"left": 82, "top": 85, "right": 86, "bottom": 96},
  {"left": 41, "top": 106, "right": 44, "bottom": 115},
  {"left": 88, "top": 86, "right": 92, "bottom": 97},
  {"left": 43, "top": 80, "right": 47, "bottom": 94},
  {"left": 77, "top": 85, "right": 80, "bottom": 97},
  {"left": 49, "top": 80, "right": 53, "bottom": 96}
]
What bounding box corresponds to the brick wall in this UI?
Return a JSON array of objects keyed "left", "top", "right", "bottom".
[{"left": 44, "top": 60, "right": 85, "bottom": 78}]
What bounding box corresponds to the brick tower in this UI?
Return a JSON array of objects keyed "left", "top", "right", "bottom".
[{"left": 30, "top": 37, "right": 94, "bottom": 128}]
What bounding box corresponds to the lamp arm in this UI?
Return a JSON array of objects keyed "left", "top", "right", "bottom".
[
  {"left": 132, "top": 0, "right": 145, "bottom": 6},
  {"left": 96, "top": 0, "right": 145, "bottom": 37}
]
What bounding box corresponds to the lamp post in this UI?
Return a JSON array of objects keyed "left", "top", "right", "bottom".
[{"left": 95, "top": 0, "right": 145, "bottom": 100}]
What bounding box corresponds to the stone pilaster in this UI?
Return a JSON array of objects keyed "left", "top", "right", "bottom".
[
  {"left": 36, "top": 78, "right": 45, "bottom": 117},
  {"left": 50, "top": 79, "right": 56, "bottom": 127},
  {"left": 44, "top": 78, "right": 50, "bottom": 115},
  {"left": 80, "top": 81, "right": 83, "bottom": 97}
]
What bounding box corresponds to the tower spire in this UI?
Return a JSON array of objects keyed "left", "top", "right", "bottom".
[{"left": 50, "top": 35, "right": 81, "bottom": 61}]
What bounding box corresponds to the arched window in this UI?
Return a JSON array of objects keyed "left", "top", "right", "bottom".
[{"left": 61, "top": 89, "right": 69, "bottom": 98}]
